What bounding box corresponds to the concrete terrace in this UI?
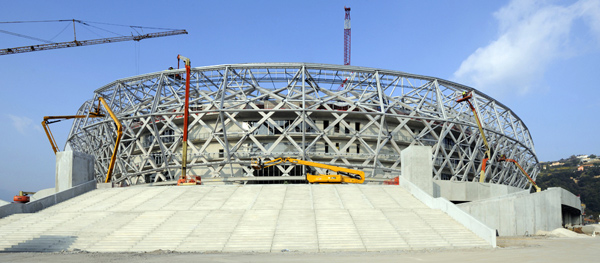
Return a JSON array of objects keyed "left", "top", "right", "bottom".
[{"left": 0, "top": 185, "right": 490, "bottom": 252}]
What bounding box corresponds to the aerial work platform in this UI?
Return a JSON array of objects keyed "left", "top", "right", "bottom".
[{"left": 0, "top": 185, "right": 490, "bottom": 252}]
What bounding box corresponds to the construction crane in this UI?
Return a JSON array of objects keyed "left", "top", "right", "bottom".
[
  {"left": 343, "top": 7, "right": 351, "bottom": 65},
  {"left": 456, "top": 91, "right": 491, "bottom": 183},
  {"left": 498, "top": 155, "right": 542, "bottom": 192},
  {"left": 43, "top": 97, "right": 122, "bottom": 183},
  {"left": 251, "top": 157, "right": 365, "bottom": 184},
  {"left": 0, "top": 19, "right": 187, "bottom": 56},
  {"left": 337, "top": 7, "right": 353, "bottom": 91}
]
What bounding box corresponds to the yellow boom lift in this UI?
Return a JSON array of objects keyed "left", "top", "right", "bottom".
[
  {"left": 42, "top": 107, "right": 104, "bottom": 154},
  {"left": 456, "top": 91, "right": 490, "bottom": 182},
  {"left": 498, "top": 155, "right": 542, "bottom": 192},
  {"left": 42, "top": 97, "right": 122, "bottom": 183},
  {"left": 251, "top": 157, "right": 365, "bottom": 184},
  {"left": 457, "top": 91, "right": 541, "bottom": 191}
]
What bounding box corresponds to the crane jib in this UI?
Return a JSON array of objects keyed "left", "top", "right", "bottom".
[{"left": 0, "top": 29, "right": 187, "bottom": 56}]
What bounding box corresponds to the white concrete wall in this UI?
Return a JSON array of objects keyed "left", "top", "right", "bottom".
[
  {"left": 399, "top": 177, "right": 496, "bottom": 247},
  {"left": 401, "top": 146, "right": 433, "bottom": 196},
  {"left": 457, "top": 188, "right": 576, "bottom": 236},
  {"left": 0, "top": 180, "right": 96, "bottom": 218},
  {"left": 398, "top": 145, "right": 496, "bottom": 247},
  {"left": 557, "top": 187, "right": 581, "bottom": 209},
  {"left": 55, "top": 151, "right": 95, "bottom": 193},
  {"left": 434, "top": 180, "right": 526, "bottom": 202}
]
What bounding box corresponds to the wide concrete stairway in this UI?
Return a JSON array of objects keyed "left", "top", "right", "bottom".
[{"left": 0, "top": 185, "right": 490, "bottom": 252}]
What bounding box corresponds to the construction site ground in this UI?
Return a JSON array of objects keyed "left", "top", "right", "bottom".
[{"left": 0, "top": 236, "right": 598, "bottom": 263}]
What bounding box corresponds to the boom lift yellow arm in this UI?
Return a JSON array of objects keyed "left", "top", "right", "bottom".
[
  {"left": 251, "top": 157, "right": 365, "bottom": 184},
  {"left": 457, "top": 91, "right": 491, "bottom": 183},
  {"left": 97, "top": 97, "right": 123, "bottom": 183},
  {"left": 42, "top": 110, "right": 104, "bottom": 154},
  {"left": 498, "top": 155, "right": 542, "bottom": 192},
  {"left": 42, "top": 97, "right": 121, "bottom": 183}
]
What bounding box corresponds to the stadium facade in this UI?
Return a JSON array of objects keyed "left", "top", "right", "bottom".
[{"left": 65, "top": 63, "right": 539, "bottom": 189}]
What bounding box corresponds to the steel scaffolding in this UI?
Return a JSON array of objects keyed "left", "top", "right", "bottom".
[{"left": 66, "top": 63, "right": 539, "bottom": 189}]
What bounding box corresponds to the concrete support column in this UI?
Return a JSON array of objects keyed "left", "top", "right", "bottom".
[
  {"left": 56, "top": 151, "right": 95, "bottom": 192},
  {"left": 401, "top": 145, "right": 433, "bottom": 196}
]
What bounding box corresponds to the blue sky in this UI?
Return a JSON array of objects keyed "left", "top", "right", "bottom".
[{"left": 1, "top": 0, "right": 599, "bottom": 202}]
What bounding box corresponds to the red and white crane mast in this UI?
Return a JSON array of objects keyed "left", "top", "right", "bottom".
[{"left": 344, "top": 7, "right": 351, "bottom": 65}]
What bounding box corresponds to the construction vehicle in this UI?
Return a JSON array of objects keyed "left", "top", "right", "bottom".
[
  {"left": 174, "top": 54, "right": 201, "bottom": 186},
  {"left": 177, "top": 175, "right": 202, "bottom": 186},
  {"left": 456, "top": 91, "right": 491, "bottom": 182},
  {"left": 1, "top": 19, "right": 187, "bottom": 55},
  {"left": 43, "top": 107, "right": 104, "bottom": 154},
  {"left": 251, "top": 157, "right": 364, "bottom": 184},
  {"left": 383, "top": 176, "right": 400, "bottom": 185},
  {"left": 498, "top": 155, "right": 542, "bottom": 192},
  {"left": 13, "top": 191, "right": 36, "bottom": 203},
  {"left": 42, "top": 97, "right": 122, "bottom": 183}
]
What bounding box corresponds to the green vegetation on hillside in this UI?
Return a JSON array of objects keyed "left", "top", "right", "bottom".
[{"left": 537, "top": 155, "right": 600, "bottom": 218}]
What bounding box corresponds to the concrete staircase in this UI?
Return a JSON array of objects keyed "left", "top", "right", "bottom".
[{"left": 0, "top": 185, "right": 490, "bottom": 252}]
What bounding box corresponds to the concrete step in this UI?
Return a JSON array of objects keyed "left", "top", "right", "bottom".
[{"left": 0, "top": 185, "right": 491, "bottom": 252}]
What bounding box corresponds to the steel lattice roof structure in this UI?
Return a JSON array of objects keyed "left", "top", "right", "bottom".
[{"left": 66, "top": 63, "right": 539, "bottom": 189}]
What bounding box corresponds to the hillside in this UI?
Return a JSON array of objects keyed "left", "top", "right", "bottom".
[{"left": 537, "top": 155, "right": 600, "bottom": 219}]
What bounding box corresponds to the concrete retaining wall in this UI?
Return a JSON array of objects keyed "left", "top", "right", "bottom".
[
  {"left": 434, "top": 180, "right": 526, "bottom": 202},
  {"left": 1, "top": 150, "right": 97, "bottom": 218},
  {"left": 401, "top": 146, "right": 433, "bottom": 196},
  {"left": 0, "top": 180, "right": 96, "bottom": 218},
  {"left": 559, "top": 187, "right": 581, "bottom": 209},
  {"left": 399, "top": 145, "right": 496, "bottom": 247},
  {"left": 457, "top": 187, "right": 581, "bottom": 236},
  {"left": 56, "top": 151, "right": 95, "bottom": 192},
  {"left": 399, "top": 177, "right": 497, "bottom": 247}
]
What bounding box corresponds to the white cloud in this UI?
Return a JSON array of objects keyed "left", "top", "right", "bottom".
[
  {"left": 578, "top": 0, "right": 600, "bottom": 39},
  {"left": 7, "top": 114, "right": 43, "bottom": 134},
  {"left": 453, "top": 0, "right": 600, "bottom": 97}
]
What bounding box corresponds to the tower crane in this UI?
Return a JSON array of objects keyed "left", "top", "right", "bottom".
[
  {"left": 0, "top": 19, "right": 187, "bottom": 55},
  {"left": 337, "top": 7, "right": 353, "bottom": 91},
  {"left": 343, "top": 7, "right": 351, "bottom": 66}
]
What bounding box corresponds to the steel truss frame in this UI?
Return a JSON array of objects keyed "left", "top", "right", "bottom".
[{"left": 66, "top": 63, "right": 539, "bottom": 189}]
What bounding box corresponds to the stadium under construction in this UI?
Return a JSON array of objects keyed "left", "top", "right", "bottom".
[
  {"left": 66, "top": 63, "right": 538, "bottom": 188},
  {"left": 0, "top": 63, "right": 585, "bottom": 253},
  {"left": 0, "top": 8, "right": 590, "bottom": 254}
]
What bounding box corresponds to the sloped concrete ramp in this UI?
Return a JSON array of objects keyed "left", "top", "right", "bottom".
[{"left": 0, "top": 185, "right": 490, "bottom": 252}]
